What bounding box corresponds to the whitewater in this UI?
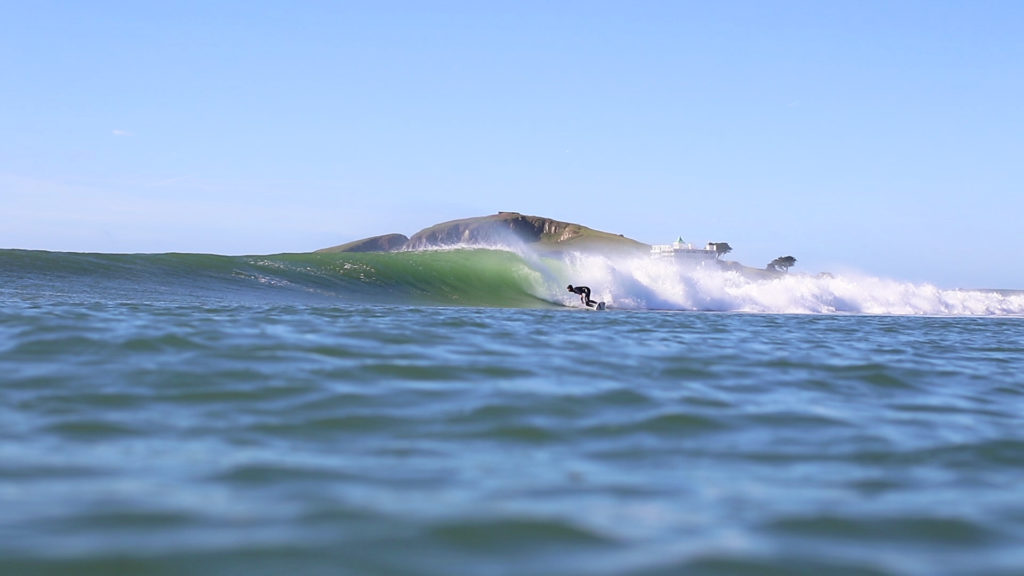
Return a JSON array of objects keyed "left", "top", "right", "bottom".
[{"left": 545, "top": 250, "right": 1024, "bottom": 316}]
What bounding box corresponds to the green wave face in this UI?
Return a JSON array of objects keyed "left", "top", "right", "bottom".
[
  {"left": 0, "top": 249, "right": 555, "bottom": 308},
  {"left": 250, "top": 250, "right": 553, "bottom": 307}
]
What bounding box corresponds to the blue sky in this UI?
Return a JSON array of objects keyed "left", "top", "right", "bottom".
[{"left": 2, "top": 1, "right": 1022, "bottom": 288}]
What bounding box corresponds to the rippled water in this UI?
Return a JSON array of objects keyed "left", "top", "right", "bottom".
[{"left": 2, "top": 300, "right": 1024, "bottom": 575}]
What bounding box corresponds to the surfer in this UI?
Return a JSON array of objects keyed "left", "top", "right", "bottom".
[{"left": 567, "top": 284, "right": 597, "bottom": 308}]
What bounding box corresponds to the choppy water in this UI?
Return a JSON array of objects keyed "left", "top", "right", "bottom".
[{"left": 2, "top": 250, "right": 1024, "bottom": 575}]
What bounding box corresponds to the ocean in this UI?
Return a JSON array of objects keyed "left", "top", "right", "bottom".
[{"left": 2, "top": 248, "right": 1024, "bottom": 575}]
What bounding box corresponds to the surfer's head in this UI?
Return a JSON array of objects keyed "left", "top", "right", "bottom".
[{"left": 566, "top": 284, "right": 573, "bottom": 292}]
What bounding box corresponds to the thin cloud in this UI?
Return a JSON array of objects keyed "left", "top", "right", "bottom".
[{"left": 112, "top": 129, "right": 132, "bottom": 137}]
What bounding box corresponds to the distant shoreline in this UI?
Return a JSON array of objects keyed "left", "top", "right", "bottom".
[{"left": 316, "top": 211, "right": 789, "bottom": 281}]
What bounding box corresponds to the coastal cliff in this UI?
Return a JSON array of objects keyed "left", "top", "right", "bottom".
[
  {"left": 315, "top": 211, "right": 787, "bottom": 280},
  {"left": 316, "top": 212, "right": 649, "bottom": 255}
]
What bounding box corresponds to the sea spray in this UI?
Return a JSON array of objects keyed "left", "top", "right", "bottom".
[{"left": 546, "top": 249, "right": 1024, "bottom": 315}]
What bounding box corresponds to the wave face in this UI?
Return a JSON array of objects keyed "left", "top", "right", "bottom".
[
  {"left": 0, "top": 249, "right": 550, "bottom": 308},
  {"left": 2, "top": 248, "right": 1022, "bottom": 315}
]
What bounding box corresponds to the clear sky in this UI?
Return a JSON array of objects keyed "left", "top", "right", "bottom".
[{"left": 2, "top": 1, "right": 1022, "bottom": 288}]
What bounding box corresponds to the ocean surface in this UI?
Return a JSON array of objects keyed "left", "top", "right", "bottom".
[{"left": 2, "top": 248, "right": 1024, "bottom": 576}]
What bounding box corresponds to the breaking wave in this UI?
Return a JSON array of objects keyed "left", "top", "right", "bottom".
[
  {"left": 2, "top": 248, "right": 1022, "bottom": 316},
  {"left": 535, "top": 251, "right": 1024, "bottom": 316}
]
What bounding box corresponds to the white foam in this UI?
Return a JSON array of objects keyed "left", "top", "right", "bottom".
[{"left": 540, "top": 252, "right": 1024, "bottom": 316}]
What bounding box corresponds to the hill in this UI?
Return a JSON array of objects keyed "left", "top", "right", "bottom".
[
  {"left": 316, "top": 212, "right": 649, "bottom": 255},
  {"left": 317, "top": 233, "right": 409, "bottom": 253}
]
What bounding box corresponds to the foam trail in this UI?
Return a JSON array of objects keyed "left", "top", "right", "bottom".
[{"left": 540, "top": 251, "right": 1024, "bottom": 316}]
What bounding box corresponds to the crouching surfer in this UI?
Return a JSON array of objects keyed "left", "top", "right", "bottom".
[{"left": 567, "top": 284, "right": 598, "bottom": 308}]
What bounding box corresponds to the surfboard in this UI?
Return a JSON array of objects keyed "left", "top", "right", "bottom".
[{"left": 587, "top": 301, "right": 606, "bottom": 310}]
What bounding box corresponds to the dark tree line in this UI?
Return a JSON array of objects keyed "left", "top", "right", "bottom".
[
  {"left": 709, "top": 242, "right": 732, "bottom": 259},
  {"left": 766, "top": 256, "right": 797, "bottom": 273}
]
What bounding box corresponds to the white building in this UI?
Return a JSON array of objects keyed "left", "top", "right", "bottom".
[{"left": 650, "top": 237, "right": 718, "bottom": 260}]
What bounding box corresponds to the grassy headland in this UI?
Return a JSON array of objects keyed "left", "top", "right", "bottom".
[
  {"left": 317, "top": 212, "right": 648, "bottom": 256},
  {"left": 316, "top": 211, "right": 782, "bottom": 279}
]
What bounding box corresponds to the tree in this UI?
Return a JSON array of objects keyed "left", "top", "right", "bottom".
[
  {"left": 766, "top": 256, "right": 797, "bottom": 273},
  {"left": 709, "top": 242, "right": 732, "bottom": 259}
]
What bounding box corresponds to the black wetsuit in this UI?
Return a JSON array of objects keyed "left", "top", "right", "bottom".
[{"left": 568, "top": 285, "right": 597, "bottom": 307}]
